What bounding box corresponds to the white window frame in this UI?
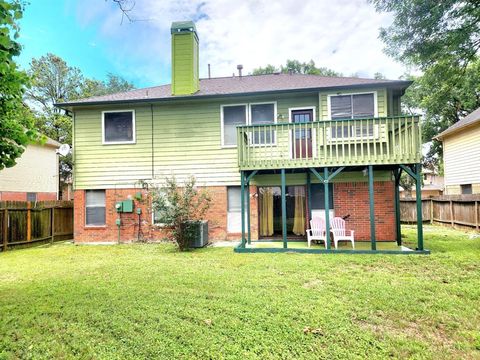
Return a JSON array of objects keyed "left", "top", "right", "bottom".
[
  {"left": 288, "top": 107, "right": 317, "bottom": 159},
  {"left": 326, "top": 91, "right": 379, "bottom": 141},
  {"left": 220, "top": 104, "right": 248, "bottom": 148},
  {"left": 248, "top": 101, "right": 278, "bottom": 147},
  {"left": 85, "top": 189, "right": 106, "bottom": 227},
  {"left": 102, "top": 109, "right": 136, "bottom": 145},
  {"left": 326, "top": 91, "right": 378, "bottom": 120}
]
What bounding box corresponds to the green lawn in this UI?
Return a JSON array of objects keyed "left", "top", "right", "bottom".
[{"left": 0, "top": 226, "right": 479, "bottom": 359}]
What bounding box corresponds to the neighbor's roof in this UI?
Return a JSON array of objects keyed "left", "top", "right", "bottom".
[
  {"left": 57, "top": 73, "right": 412, "bottom": 107},
  {"left": 435, "top": 106, "right": 480, "bottom": 140}
]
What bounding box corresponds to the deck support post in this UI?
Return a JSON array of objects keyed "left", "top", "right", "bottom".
[
  {"left": 281, "top": 169, "right": 287, "bottom": 249},
  {"left": 324, "top": 167, "right": 331, "bottom": 250},
  {"left": 240, "top": 171, "right": 246, "bottom": 248},
  {"left": 245, "top": 170, "right": 257, "bottom": 245},
  {"left": 394, "top": 167, "right": 402, "bottom": 246},
  {"left": 307, "top": 171, "right": 312, "bottom": 224},
  {"left": 415, "top": 163, "right": 424, "bottom": 250},
  {"left": 368, "top": 165, "right": 376, "bottom": 250},
  {"left": 246, "top": 181, "right": 251, "bottom": 245}
]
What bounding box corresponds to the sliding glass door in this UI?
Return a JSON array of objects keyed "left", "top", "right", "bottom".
[{"left": 258, "top": 186, "right": 306, "bottom": 237}]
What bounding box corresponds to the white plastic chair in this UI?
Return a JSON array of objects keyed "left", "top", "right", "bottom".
[
  {"left": 330, "top": 217, "right": 355, "bottom": 249},
  {"left": 306, "top": 218, "right": 327, "bottom": 248}
]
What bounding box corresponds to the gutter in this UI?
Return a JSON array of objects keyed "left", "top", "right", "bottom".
[{"left": 54, "top": 81, "right": 413, "bottom": 110}]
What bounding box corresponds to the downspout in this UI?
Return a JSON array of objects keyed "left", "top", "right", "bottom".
[{"left": 151, "top": 104, "right": 154, "bottom": 179}]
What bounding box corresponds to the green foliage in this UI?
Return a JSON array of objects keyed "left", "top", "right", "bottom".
[
  {"left": 252, "top": 59, "right": 342, "bottom": 77},
  {"left": 371, "top": 0, "right": 480, "bottom": 165},
  {"left": 401, "top": 59, "right": 480, "bottom": 166},
  {"left": 150, "top": 176, "right": 211, "bottom": 251},
  {"left": 80, "top": 73, "right": 134, "bottom": 98},
  {"left": 0, "top": 225, "right": 479, "bottom": 358},
  {"left": 370, "top": 0, "right": 480, "bottom": 69},
  {"left": 0, "top": 0, "right": 37, "bottom": 170}
]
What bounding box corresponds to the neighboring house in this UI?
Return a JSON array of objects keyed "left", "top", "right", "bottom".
[
  {"left": 400, "top": 168, "right": 444, "bottom": 198},
  {"left": 57, "top": 21, "right": 424, "bottom": 251},
  {"left": 0, "top": 138, "right": 60, "bottom": 201},
  {"left": 435, "top": 107, "right": 480, "bottom": 195}
]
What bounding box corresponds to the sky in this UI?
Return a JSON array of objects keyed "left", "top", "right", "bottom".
[{"left": 17, "top": 0, "right": 409, "bottom": 89}]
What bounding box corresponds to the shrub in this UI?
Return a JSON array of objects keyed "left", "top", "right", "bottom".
[{"left": 150, "top": 176, "right": 211, "bottom": 251}]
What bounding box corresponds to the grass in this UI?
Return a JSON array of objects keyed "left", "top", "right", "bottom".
[{"left": 0, "top": 225, "right": 479, "bottom": 359}]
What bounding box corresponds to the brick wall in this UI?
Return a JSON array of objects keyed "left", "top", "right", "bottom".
[
  {"left": 73, "top": 182, "right": 394, "bottom": 243},
  {"left": 333, "top": 181, "right": 395, "bottom": 241},
  {"left": 73, "top": 186, "right": 259, "bottom": 243},
  {"left": 0, "top": 191, "right": 57, "bottom": 201}
]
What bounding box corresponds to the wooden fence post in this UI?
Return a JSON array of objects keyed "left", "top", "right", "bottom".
[
  {"left": 430, "top": 199, "right": 434, "bottom": 225},
  {"left": 475, "top": 201, "right": 479, "bottom": 231},
  {"left": 51, "top": 207, "right": 55, "bottom": 244},
  {"left": 3, "top": 209, "right": 8, "bottom": 252},
  {"left": 450, "top": 200, "right": 454, "bottom": 226},
  {"left": 27, "top": 202, "right": 31, "bottom": 242}
]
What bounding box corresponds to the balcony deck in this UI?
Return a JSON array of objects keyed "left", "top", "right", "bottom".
[{"left": 237, "top": 115, "right": 421, "bottom": 171}]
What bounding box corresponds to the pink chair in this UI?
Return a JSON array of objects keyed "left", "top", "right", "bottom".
[
  {"left": 330, "top": 217, "right": 355, "bottom": 249},
  {"left": 306, "top": 218, "right": 327, "bottom": 248}
]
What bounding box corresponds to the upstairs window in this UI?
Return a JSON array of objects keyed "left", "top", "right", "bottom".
[
  {"left": 330, "top": 93, "right": 375, "bottom": 120},
  {"left": 85, "top": 190, "right": 106, "bottom": 226},
  {"left": 250, "top": 102, "right": 276, "bottom": 145},
  {"left": 102, "top": 110, "right": 135, "bottom": 144},
  {"left": 221, "top": 105, "right": 247, "bottom": 146}
]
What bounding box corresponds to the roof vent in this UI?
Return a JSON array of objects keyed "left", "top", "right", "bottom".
[{"left": 237, "top": 64, "right": 243, "bottom": 77}]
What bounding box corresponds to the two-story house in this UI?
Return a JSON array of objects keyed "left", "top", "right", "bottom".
[{"left": 57, "top": 21, "right": 425, "bottom": 253}]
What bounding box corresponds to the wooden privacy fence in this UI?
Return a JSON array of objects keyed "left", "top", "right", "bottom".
[
  {"left": 400, "top": 197, "right": 480, "bottom": 230},
  {"left": 0, "top": 200, "right": 73, "bottom": 251}
]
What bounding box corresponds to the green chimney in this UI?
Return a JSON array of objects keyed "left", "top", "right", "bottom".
[{"left": 171, "top": 21, "right": 199, "bottom": 96}]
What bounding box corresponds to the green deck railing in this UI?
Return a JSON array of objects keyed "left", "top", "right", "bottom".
[{"left": 237, "top": 115, "right": 421, "bottom": 170}]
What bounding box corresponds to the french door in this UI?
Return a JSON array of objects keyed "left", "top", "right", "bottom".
[{"left": 291, "top": 109, "right": 313, "bottom": 159}]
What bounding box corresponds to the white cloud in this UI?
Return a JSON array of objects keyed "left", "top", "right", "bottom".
[{"left": 76, "top": 0, "right": 408, "bottom": 86}]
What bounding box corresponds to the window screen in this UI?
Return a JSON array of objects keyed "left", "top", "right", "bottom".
[
  {"left": 103, "top": 111, "right": 134, "bottom": 143},
  {"left": 331, "top": 95, "right": 352, "bottom": 120},
  {"left": 251, "top": 104, "right": 275, "bottom": 125},
  {"left": 310, "top": 184, "right": 334, "bottom": 210},
  {"left": 227, "top": 186, "right": 242, "bottom": 212},
  {"left": 352, "top": 94, "right": 375, "bottom": 118},
  {"left": 330, "top": 93, "right": 375, "bottom": 119},
  {"left": 227, "top": 186, "right": 248, "bottom": 233},
  {"left": 27, "top": 192, "right": 37, "bottom": 202},
  {"left": 461, "top": 184, "right": 472, "bottom": 195},
  {"left": 251, "top": 103, "right": 275, "bottom": 144},
  {"left": 223, "top": 105, "right": 246, "bottom": 146},
  {"left": 86, "top": 190, "right": 106, "bottom": 226}
]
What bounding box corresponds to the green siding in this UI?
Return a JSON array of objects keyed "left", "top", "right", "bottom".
[{"left": 73, "top": 88, "right": 392, "bottom": 189}]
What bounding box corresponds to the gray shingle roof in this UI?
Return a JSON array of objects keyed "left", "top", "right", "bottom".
[
  {"left": 58, "top": 73, "right": 411, "bottom": 107},
  {"left": 436, "top": 107, "right": 480, "bottom": 140}
]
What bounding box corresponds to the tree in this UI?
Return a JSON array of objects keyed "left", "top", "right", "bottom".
[
  {"left": 370, "top": 0, "right": 480, "bottom": 69},
  {"left": 80, "top": 73, "right": 134, "bottom": 98},
  {"left": 371, "top": 0, "right": 480, "bottom": 164},
  {"left": 252, "top": 59, "right": 342, "bottom": 77},
  {"left": 0, "top": 0, "right": 38, "bottom": 170}
]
